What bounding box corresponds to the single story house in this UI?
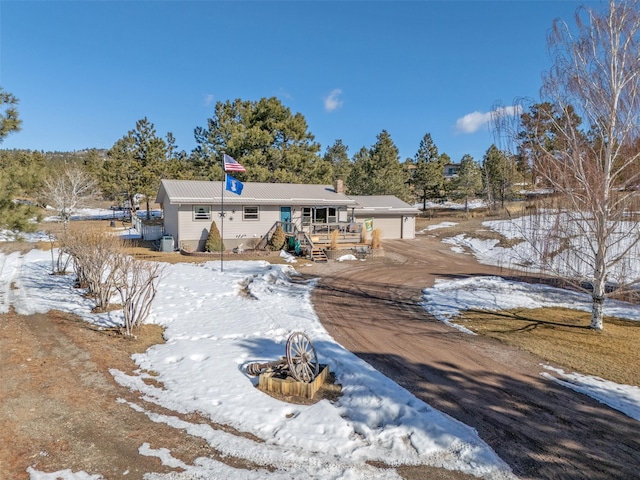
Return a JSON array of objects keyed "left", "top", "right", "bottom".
[{"left": 155, "top": 179, "right": 419, "bottom": 252}]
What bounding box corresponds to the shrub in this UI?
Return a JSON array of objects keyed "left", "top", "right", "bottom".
[
  {"left": 63, "top": 223, "right": 123, "bottom": 311},
  {"left": 371, "top": 228, "right": 382, "bottom": 249},
  {"left": 330, "top": 229, "right": 339, "bottom": 250},
  {"left": 205, "top": 221, "right": 225, "bottom": 252},
  {"left": 268, "top": 224, "right": 286, "bottom": 251}
]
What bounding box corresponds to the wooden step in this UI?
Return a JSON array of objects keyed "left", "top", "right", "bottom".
[{"left": 311, "top": 248, "right": 328, "bottom": 262}]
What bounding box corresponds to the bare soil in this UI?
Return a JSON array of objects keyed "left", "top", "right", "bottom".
[
  {"left": 2, "top": 218, "right": 640, "bottom": 479},
  {"left": 0, "top": 310, "right": 276, "bottom": 479}
]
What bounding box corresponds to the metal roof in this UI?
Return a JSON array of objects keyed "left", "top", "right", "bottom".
[
  {"left": 157, "top": 179, "right": 357, "bottom": 206},
  {"left": 347, "top": 195, "right": 420, "bottom": 215}
]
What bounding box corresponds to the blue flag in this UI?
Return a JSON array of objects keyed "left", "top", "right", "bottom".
[{"left": 225, "top": 174, "right": 244, "bottom": 195}]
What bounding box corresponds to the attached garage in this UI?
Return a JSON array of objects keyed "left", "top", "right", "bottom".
[{"left": 348, "top": 195, "right": 419, "bottom": 240}]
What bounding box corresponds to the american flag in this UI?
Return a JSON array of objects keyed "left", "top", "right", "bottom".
[{"left": 223, "top": 153, "right": 246, "bottom": 173}]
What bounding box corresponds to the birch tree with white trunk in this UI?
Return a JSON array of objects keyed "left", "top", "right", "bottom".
[{"left": 497, "top": 0, "right": 640, "bottom": 331}]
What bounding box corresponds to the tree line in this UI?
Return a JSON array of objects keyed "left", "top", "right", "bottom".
[{"left": 1, "top": 94, "right": 532, "bottom": 225}]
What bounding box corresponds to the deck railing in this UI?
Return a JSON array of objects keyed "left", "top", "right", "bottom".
[{"left": 259, "top": 220, "right": 363, "bottom": 258}]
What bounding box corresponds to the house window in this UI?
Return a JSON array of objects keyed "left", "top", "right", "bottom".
[
  {"left": 302, "top": 207, "right": 312, "bottom": 226},
  {"left": 243, "top": 206, "right": 259, "bottom": 220},
  {"left": 327, "top": 207, "right": 337, "bottom": 223},
  {"left": 301, "top": 207, "right": 338, "bottom": 224},
  {"left": 193, "top": 205, "right": 211, "bottom": 220}
]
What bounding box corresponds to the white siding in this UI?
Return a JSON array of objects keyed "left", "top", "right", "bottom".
[
  {"left": 177, "top": 203, "right": 297, "bottom": 251},
  {"left": 356, "top": 211, "right": 416, "bottom": 240},
  {"left": 162, "top": 202, "right": 180, "bottom": 248},
  {"left": 401, "top": 215, "right": 416, "bottom": 239},
  {"left": 177, "top": 204, "right": 212, "bottom": 250},
  {"left": 224, "top": 204, "right": 281, "bottom": 248}
]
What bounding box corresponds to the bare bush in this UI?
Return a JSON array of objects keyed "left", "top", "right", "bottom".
[
  {"left": 63, "top": 224, "right": 123, "bottom": 311},
  {"left": 371, "top": 228, "right": 382, "bottom": 249},
  {"left": 330, "top": 229, "right": 339, "bottom": 250},
  {"left": 60, "top": 223, "right": 164, "bottom": 336},
  {"left": 113, "top": 256, "right": 165, "bottom": 337}
]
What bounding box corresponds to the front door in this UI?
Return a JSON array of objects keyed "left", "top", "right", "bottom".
[{"left": 280, "top": 207, "right": 292, "bottom": 233}]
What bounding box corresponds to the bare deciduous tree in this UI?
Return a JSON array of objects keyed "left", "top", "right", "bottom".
[
  {"left": 42, "top": 165, "right": 97, "bottom": 223},
  {"left": 42, "top": 164, "right": 98, "bottom": 274},
  {"left": 495, "top": 0, "right": 640, "bottom": 331}
]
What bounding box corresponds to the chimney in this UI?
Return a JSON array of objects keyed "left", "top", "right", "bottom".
[{"left": 334, "top": 179, "right": 345, "bottom": 194}]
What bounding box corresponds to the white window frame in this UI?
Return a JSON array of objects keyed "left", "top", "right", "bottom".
[
  {"left": 193, "top": 205, "right": 211, "bottom": 221},
  {"left": 243, "top": 205, "right": 259, "bottom": 221}
]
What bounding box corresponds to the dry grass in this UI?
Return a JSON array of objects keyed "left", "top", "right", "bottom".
[
  {"left": 124, "top": 241, "right": 291, "bottom": 265},
  {"left": 453, "top": 307, "right": 640, "bottom": 387}
]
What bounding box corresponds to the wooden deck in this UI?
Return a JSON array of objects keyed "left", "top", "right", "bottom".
[{"left": 308, "top": 232, "right": 362, "bottom": 245}]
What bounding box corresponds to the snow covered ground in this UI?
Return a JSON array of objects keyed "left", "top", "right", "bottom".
[
  {"left": 4, "top": 249, "right": 515, "bottom": 480},
  {"left": 2, "top": 210, "right": 638, "bottom": 479}
]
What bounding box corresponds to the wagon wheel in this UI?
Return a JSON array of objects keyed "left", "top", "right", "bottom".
[{"left": 286, "top": 332, "right": 319, "bottom": 383}]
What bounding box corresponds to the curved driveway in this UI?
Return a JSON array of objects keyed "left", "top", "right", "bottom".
[{"left": 310, "top": 235, "right": 640, "bottom": 480}]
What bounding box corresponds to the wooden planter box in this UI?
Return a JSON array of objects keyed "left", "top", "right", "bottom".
[{"left": 258, "top": 365, "right": 329, "bottom": 400}]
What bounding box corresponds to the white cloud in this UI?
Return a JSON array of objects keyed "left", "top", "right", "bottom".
[
  {"left": 324, "top": 88, "right": 343, "bottom": 112},
  {"left": 455, "top": 105, "right": 522, "bottom": 133},
  {"left": 204, "top": 94, "right": 214, "bottom": 107}
]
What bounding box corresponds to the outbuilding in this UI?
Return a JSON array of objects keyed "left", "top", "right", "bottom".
[{"left": 349, "top": 195, "right": 418, "bottom": 240}]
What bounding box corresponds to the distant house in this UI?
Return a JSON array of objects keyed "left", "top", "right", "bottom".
[
  {"left": 155, "top": 179, "right": 419, "bottom": 252},
  {"left": 443, "top": 163, "right": 460, "bottom": 179}
]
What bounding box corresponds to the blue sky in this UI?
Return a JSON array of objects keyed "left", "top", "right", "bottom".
[{"left": 1, "top": 0, "right": 594, "bottom": 163}]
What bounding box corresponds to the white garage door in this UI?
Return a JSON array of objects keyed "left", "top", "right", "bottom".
[{"left": 360, "top": 216, "right": 402, "bottom": 239}]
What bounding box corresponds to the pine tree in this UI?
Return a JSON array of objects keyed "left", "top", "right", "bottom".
[
  {"left": 193, "top": 97, "right": 322, "bottom": 183},
  {"left": 453, "top": 154, "right": 482, "bottom": 212},
  {"left": 0, "top": 88, "right": 21, "bottom": 141},
  {"left": 482, "top": 145, "right": 518, "bottom": 209},
  {"left": 323, "top": 139, "right": 352, "bottom": 181},
  {"left": 346, "top": 131, "right": 411, "bottom": 202},
  {"left": 205, "top": 221, "right": 225, "bottom": 252},
  {"left": 411, "top": 133, "right": 446, "bottom": 209}
]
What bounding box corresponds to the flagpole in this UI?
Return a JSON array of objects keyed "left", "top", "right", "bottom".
[{"left": 221, "top": 155, "right": 225, "bottom": 272}]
